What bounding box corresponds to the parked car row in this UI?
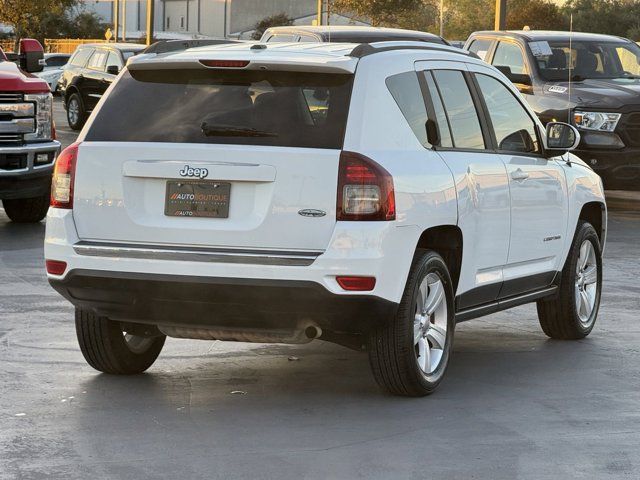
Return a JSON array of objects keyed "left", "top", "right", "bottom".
[{"left": 54, "top": 27, "right": 640, "bottom": 192}]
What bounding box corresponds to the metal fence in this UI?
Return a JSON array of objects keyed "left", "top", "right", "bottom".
[
  {"left": 44, "top": 39, "right": 107, "bottom": 54},
  {"left": 0, "top": 38, "right": 108, "bottom": 54},
  {"left": 0, "top": 40, "right": 15, "bottom": 53}
]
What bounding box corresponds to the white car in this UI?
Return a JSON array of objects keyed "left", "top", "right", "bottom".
[
  {"left": 34, "top": 53, "right": 70, "bottom": 93},
  {"left": 45, "top": 41, "right": 606, "bottom": 396}
]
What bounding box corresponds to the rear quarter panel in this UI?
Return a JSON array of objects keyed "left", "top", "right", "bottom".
[{"left": 343, "top": 52, "right": 458, "bottom": 295}]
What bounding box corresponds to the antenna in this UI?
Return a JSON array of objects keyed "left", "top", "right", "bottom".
[
  {"left": 327, "top": 0, "right": 331, "bottom": 43},
  {"left": 567, "top": 13, "right": 573, "bottom": 124},
  {"left": 565, "top": 13, "right": 574, "bottom": 164}
]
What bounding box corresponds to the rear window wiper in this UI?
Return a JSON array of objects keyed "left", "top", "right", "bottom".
[{"left": 200, "top": 122, "right": 278, "bottom": 137}]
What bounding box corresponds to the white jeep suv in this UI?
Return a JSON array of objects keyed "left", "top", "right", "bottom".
[{"left": 45, "top": 41, "right": 606, "bottom": 396}]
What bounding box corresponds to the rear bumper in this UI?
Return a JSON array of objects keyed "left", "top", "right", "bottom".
[
  {"left": 45, "top": 209, "right": 420, "bottom": 305},
  {"left": 0, "top": 141, "right": 60, "bottom": 199},
  {"left": 49, "top": 270, "right": 398, "bottom": 335}
]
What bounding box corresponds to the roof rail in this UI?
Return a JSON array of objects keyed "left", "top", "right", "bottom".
[{"left": 349, "top": 41, "right": 479, "bottom": 59}]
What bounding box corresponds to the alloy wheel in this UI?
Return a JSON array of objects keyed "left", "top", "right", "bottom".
[
  {"left": 575, "top": 239, "right": 598, "bottom": 324},
  {"left": 414, "top": 272, "right": 448, "bottom": 375}
]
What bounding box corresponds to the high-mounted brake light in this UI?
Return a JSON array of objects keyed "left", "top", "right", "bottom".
[
  {"left": 337, "top": 151, "right": 395, "bottom": 221},
  {"left": 51, "top": 142, "right": 80, "bottom": 209},
  {"left": 199, "top": 60, "right": 250, "bottom": 68}
]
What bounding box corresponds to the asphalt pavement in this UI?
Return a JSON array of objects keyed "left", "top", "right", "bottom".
[
  {"left": 54, "top": 97, "right": 76, "bottom": 150},
  {"left": 0, "top": 100, "right": 639, "bottom": 479}
]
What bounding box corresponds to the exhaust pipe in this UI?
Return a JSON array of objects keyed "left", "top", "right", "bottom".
[{"left": 305, "top": 325, "right": 322, "bottom": 340}]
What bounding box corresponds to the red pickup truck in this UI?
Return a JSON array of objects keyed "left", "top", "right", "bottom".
[{"left": 0, "top": 39, "right": 60, "bottom": 223}]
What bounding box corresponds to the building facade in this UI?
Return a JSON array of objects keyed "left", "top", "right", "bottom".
[{"left": 80, "top": 0, "right": 361, "bottom": 39}]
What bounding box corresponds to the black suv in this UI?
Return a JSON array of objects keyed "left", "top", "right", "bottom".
[
  {"left": 465, "top": 30, "right": 640, "bottom": 190},
  {"left": 58, "top": 43, "right": 146, "bottom": 130},
  {"left": 261, "top": 26, "right": 448, "bottom": 45}
]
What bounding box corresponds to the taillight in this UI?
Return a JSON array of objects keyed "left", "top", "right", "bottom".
[
  {"left": 51, "top": 142, "right": 79, "bottom": 209},
  {"left": 336, "top": 276, "right": 376, "bottom": 291},
  {"left": 337, "top": 151, "right": 395, "bottom": 221}
]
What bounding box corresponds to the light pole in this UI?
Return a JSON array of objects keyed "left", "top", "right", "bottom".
[
  {"left": 122, "top": 0, "right": 127, "bottom": 41},
  {"left": 495, "top": 0, "right": 506, "bottom": 30},
  {"left": 439, "top": 0, "right": 444, "bottom": 37},
  {"left": 146, "top": 0, "right": 155, "bottom": 46},
  {"left": 113, "top": 0, "right": 119, "bottom": 42}
]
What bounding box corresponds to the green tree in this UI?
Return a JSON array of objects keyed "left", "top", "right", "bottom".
[
  {"left": 332, "top": 0, "right": 438, "bottom": 31},
  {"left": 443, "top": 0, "right": 566, "bottom": 40},
  {"left": 563, "top": 0, "right": 640, "bottom": 40},
  {"left": 0, "top": 0, "right": 77, "bottom": 44},
  {"left": 251, "top": 13, "right": 294, "bottom": 40}
]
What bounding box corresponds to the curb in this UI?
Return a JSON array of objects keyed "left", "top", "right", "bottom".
[{"left": 605, "top": 190, "right": 640, "bottom": 212}]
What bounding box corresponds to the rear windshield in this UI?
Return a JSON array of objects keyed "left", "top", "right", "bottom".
[{"left": 85, "top": 69, "right": 353, "bottom": 149}]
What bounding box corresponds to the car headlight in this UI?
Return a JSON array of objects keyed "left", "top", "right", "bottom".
[
  {"left": 573, "top": 111, "right": 621, "bottom": 132},
  {"left": 24, "top": 93, "right": 52, "bottom": 141}
]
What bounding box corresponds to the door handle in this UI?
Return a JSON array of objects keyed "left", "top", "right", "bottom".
[{"left": 511, "top": 169, "right": 529, "bottom": 181}]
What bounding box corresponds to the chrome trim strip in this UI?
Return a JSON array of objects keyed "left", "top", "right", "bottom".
[
  {"left": 73, "top": 241, "right": 322, "bottom": 266},
  {"left": 0, "top": 103, "right": 34, "bottom": 117},
  {"left": 0, "top": 118, "right": 34, "bottom": 134}
]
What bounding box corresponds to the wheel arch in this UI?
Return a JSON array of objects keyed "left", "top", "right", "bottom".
[
  {"left": 578, "top": 201, "right": 606, "bottom": 245},
  {"left": 414, "top": 225, "right": 463, "bottom": 293},
  {"left": 64, "top": 84, "right": 81, "bottom": 104}
]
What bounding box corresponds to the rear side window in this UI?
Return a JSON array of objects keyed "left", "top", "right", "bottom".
[
  {"left": 493, "top": 42, "right": 526, "bottom": 74},
  {"left": 422, "top": 72, "right": 453, "bottom": 148},
  {"left": 106, "top": 51, "right": 122, "bottom": 70},
  {"left": 431, "top": 70, "right": 485, "bottom": 150},
  {"left": 86, "top": 69, "right": 353, "bottom": 149},
  {"left": 87, "top": 50, "right": 108, "bottom": 70},
  {"left": 386, "top": 72, "right": 429, "bottom": 147},
  {"left": 70, "top": 48, "right": 93, "bottom": 67},
  {"left": 468, "top": 39, "right": 492, "bottom": 61}
]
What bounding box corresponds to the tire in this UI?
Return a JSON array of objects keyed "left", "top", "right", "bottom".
[
  {"left": 2, "top": 193, "right": 50, "bottom": 223},
  {"left": 75, "top": 308, "right": 166, "bottom": 374},
  {"left": 368, "top": 250, "right": 455, "bottom": 396},
  {"left": 537, "top": 221, "right": 602, "bottom": 339},
  {"left": 66, "top": 92, "right": 86, "bottom": 130}
]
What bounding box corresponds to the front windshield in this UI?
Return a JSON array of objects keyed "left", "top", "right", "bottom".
[{"left": 534, "top": 40, "right": 640, "bottom": 81}]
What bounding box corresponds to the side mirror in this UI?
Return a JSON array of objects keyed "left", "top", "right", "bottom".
[
  {"left": 106, "top": 65, "right": 120, "bottom": 75},
  {"left": 495, "top": 65, "right": 532, "bottom": 86},
  {"left": 18, "top": 39, "right": 44, "bottom": 73},
  {"left": 545, "top": 122, "right": 580, "bottom": 157}
]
